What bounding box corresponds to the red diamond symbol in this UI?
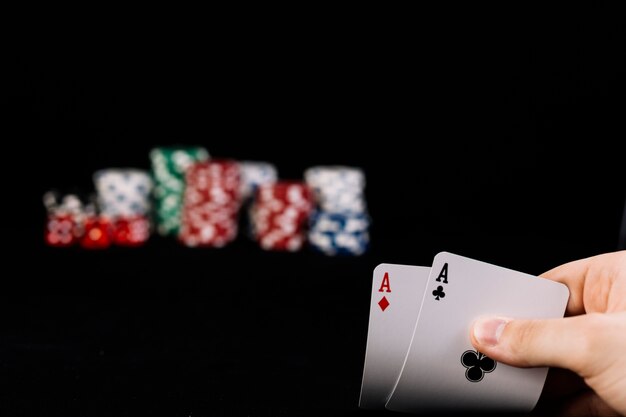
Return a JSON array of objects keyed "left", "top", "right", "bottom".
[{"left": 378, "top": 296, "right": 390, "bottom": 311}]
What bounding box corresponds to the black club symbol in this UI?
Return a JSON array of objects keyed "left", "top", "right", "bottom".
[
  {"left": 432, "top": 285, "right": 445, "bottom": 300},
  {"left": 461, "top": 350, "right": 497, "bottom": 382}
]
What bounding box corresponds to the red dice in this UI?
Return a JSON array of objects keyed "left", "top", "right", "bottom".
[
  {"left": 112, "top": 215, "right": 150, "bottom": 246},
  {"left": 44, "top": 214, "right": 79, "bottom": 247},
  {"left": 80, "top": 216, "right": 113, "bottom": 249}
]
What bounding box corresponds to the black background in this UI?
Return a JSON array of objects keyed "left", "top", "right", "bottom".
[{"left": 4, "top": 7, "right": 626, "bottom": 417}]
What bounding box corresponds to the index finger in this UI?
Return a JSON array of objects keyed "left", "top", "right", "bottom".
[{"left": 539, "top": 250, "right": 626, "bottom": 315}]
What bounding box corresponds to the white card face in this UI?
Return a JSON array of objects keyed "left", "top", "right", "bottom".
[
  {"left": 359, "top": 264, "right": 430, "bottom": 409},
  {"left": 385, "top": 252, "right": 570, "bottom": 414}
]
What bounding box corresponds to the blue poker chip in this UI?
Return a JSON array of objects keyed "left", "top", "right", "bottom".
[
  {"left": 308, "top": 211, "right": 370, "bottom": 256},
  {"left": 309, "top": 211, "right": 370, "bottom": 232},
  {"left": 308, "top": 230, "right": 370, "bottom": 256}
]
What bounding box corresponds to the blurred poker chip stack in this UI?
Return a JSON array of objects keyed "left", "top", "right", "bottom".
[
  {"left": 150, "top": 146, "right": 209, "bottom": 236},
  {"left": 250, "top": 181, "right": 313, "bottom": 251},
  {"left": 42, "top": 191, "right": 86, "bottom": 247},
  {"left": 179, "top": 160, "right": 241, "bottom": 247},
  {"left": 304, "top": 166, "right": 370, "bottom": 256},
  {"left": 93, "top": 168, "right": 153, "bottom": 246}
]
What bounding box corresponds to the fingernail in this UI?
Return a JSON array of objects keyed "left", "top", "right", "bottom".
[{"left": 473, "top": 317, "right": 510, "bottom": 346}]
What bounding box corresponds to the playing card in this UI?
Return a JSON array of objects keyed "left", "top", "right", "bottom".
[
  {"left": 359, "top": 264, "right": 430, "bottom": 409},
  {"left": 385, "top": 252, "right": 570, "bottom": 414}
]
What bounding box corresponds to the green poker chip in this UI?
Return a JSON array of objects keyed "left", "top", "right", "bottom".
[{"left": 150, "top": 146, "right": 209, "bottom": 236}]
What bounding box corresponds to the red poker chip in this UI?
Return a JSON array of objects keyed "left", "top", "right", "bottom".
[
  {"left": 258, "top": 230, "right": 306, "bottom": 252},
  {"left": 250, "top": 181, "right": 313, "bottom": 251},
  {"left": 256, "top": 181, "right": 312, "bottom": 206},
  {"left": 185, "top": 160, "right": 240, "bottom": 191},
  {"left": 179, "top": 160, "right": 242, "bottom": 248},
  {"left": 179, "top": 218, "right": 238, "bottom": 247}
]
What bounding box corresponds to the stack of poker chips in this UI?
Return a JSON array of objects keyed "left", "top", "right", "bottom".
[
  {"left": 249, "top": 181, "right": 313, "bottom": 251},
  {"left": 150, "top": 146, "right": 209, "bottom": 236},
  {"left": 304, "top": 166, "right": 370, "bottom": 256},
  {"left": 93, "top": 168, "right": 153, "bottom": 246},
  {"left": 179, "top": 160, "right": 241, "bottom": 247}
]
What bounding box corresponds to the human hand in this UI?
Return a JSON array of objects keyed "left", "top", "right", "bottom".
[{"left": 470, "top": 251, "right": 626, "bottom": 416}]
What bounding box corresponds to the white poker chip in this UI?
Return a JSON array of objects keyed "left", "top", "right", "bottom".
[
  {"left": 304, "top": 165, "right": 367, "bottom": 214},
  {"left": 304, "top": 166, "right": 365, "bottom": 190}
]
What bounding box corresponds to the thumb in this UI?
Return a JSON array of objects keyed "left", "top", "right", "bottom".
[{"left": 470, "top": 315, "right": 592, "bottom": 373}]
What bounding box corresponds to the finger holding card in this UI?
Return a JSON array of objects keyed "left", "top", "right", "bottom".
[
  {"left": 359, "top": 264, "right": 430, "bottom": 409},
  {"left": 385, "top": 252, "right": 570, "bottom": 414}
]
